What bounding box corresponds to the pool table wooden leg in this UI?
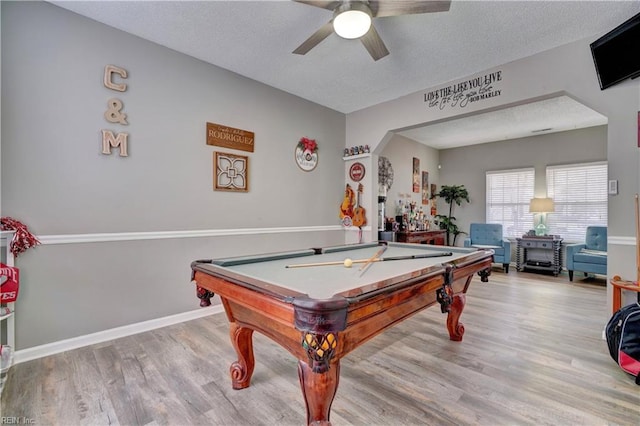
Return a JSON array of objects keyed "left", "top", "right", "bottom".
[
  {"left": 446, "top": 294, "right": 466, "bottom": 341},
  {"left": 229, "top": 322, "right": 255, "bottom": 390},
  {"left": 298, "top": 360, "right": 340, "bottom": 426}
]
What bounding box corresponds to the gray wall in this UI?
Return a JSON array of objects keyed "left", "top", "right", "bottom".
[
  {"left": 346, "top": 38, "right": 639, "bottom": 243},
  {"left": 438, "top": 125, "right": 608, "bottom": 244},
  {"left": 346, "top": 33, "right": 639, "bottom": 311},
  {"left": 1, "top": 2, "right": 346, "bottom": 349},
  {"left": 379, "top": 134, "right": 440, "bottom": 222}
]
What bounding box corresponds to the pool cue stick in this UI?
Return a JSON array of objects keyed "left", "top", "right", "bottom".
[
  {"left": 359, "top": 245, "right": 388, "bottom": 276},
  {"left": 358, "top": 252, "right": 454, "bottom": 267},
  {"left": 377, "top": 252, "right": 453, "bottom": 261},
  {"left": 359, "top": 246, "right": 388, "bottom": 272},
  {"left": 285, "top": 252, "right": 453, "bottom": 268},
  {"left": 285, "top": 258, "right": 372, "bottom": 268}
]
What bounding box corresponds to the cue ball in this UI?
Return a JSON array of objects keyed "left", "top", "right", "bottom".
[{"left": 343, "top": 258, "right": 353, "bottom": 268}]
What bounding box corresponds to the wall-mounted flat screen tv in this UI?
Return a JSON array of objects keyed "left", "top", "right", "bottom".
[{"left": 590, "top": 12, "right": 640, "bottom": 90}]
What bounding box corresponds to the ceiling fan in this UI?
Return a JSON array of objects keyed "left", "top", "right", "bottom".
[{"left": 292, "top": 0, "right": 451, "bottom": 61}]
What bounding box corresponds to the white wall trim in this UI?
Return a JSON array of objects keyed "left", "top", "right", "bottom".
[
  {"left": 609, "top": 236, "right": 637, "bottom": 246},
  {"left": 38, "top": 225, "right": 344, "bottom": 245},
  {"left": 14, "top": 305, "right": 223, "bottom": 364}
]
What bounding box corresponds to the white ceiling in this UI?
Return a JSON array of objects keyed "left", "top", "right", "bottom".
[
  {"left": 49, "top": 0, "right": 638, "bottom": 148},
  {"left": 397, "top": 95, "right": 608, "bottom": 149}
]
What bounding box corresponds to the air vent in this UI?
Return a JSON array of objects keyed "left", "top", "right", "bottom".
[{"left": 531, "top": 128, "right": 553, "bottom": 133}]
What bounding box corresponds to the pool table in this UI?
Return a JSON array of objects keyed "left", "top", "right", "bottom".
[{"left": 191, "top": 242, "right": 493, "bottom": 425}]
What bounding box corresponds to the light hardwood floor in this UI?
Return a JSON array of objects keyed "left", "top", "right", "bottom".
[{"left": 2, "top": 270, "right": 639, "bottom": 425}]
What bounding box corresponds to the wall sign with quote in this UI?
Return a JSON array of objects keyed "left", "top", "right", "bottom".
[
  {"left": 207, "top": 122, "right": 254, "bottom": 153},
  {"left": 424, "top": 70, "right": 503, "bottom": 110},
  {"left": 295, "top": 137, "right": 318, "bottom": 171},
  {"left": 214, "top": 152, "right": 249, "bottom": 192},
  {"left": 101, "top": 64, "right": 129, "bottom": 157}
]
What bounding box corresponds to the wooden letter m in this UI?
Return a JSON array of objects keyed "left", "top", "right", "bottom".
[{"left": 101, "top": 130, "right": 129, "bottom": 157}]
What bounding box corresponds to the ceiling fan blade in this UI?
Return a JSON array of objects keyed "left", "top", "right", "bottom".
[
  {"left": 369, "top": 0, "right": 451, "bottom": 18},
  {"left": 293, "top": 0, "right": 341, "bottom": 11},
  {"left": 360, "top": 25, "right": 389, "bottom": 61},
  {"left": 292, "top": 21, "right": 335, "bottom": 55}
]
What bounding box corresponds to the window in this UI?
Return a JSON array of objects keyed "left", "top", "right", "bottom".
[
  {"left": 486, "top": 168, "right": 535, "bottom": 239},
  {"left": 546, "top": 162, "right": 607, "bottom": 241}
]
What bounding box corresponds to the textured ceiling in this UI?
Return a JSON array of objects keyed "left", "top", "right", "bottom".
[
  {"left": 397, "top": 95, "right": 609, "bottom": 148},
  {"left": 49, "top": 0, "right": 638, "bottom": 147}
]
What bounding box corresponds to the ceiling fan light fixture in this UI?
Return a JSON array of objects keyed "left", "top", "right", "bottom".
[{"left": 333, "top": 2, "right": 372, "bottom": 39}]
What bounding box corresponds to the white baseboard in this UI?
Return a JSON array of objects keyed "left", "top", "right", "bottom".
[{"left": 14, "top": 305, "right": 224, "bottom": 364}]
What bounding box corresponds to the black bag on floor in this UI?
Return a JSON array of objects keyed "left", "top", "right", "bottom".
[{"left": 605, "top": 302, "right": 640, "bottom": 385}]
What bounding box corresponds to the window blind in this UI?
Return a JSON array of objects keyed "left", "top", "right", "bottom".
[
  {"left": 546, "top": 162, "right": 607, "bottom": 241},
  {"left": 486, "top": 168, "right": 535, "bottom": 238}
]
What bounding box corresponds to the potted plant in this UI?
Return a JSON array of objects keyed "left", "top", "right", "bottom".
[{"left": 432, "top": 185, "right": 470, "bottom": 246}]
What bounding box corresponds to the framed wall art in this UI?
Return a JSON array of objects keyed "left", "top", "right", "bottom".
[
  {"left": 412, "top": 157, "right": 420, "bottom": 193},
  {"left": 421, "top": 171, "right": 429, "bottom": 204},
  {"left": 214, "top": 151, "right": 249, "bottom": 192}
]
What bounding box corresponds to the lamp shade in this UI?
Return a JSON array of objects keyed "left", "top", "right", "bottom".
[
  {"left": 529, "top": 197, "right": 555, "bottom": 213},
  {"left": 333, "top": 2, "right": 372, "bottom": 39}
]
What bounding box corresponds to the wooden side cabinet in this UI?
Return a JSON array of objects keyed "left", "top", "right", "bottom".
[
  {"left": 396, "top": 230, "right": 446, "bottom": 245},
  {"left": 516, "top": 236, "right": 563, "bottom": 276}
]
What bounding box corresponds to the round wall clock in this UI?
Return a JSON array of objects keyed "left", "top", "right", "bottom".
[{"left": 378, "top": 156, "right": 394, "bottom": 190}]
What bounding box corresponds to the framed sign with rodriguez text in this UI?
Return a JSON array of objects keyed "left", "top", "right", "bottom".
[
  {"left": 214, "top": 151, "right": 249, "bottom": 192},
  {"left": 207, "top": 122, "right": 255, "bottom": 153}
]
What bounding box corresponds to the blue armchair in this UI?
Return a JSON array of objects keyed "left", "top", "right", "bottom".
[
  {"left": 464, "top": 223, "right": 511, "bottom": 272},
  {"left": 566, "top": 226, "right": 607, "bottom": 281}
]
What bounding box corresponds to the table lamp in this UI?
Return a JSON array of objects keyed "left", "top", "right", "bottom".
[{"left": 529, "top": 197, "right": 555, "bottom": 236}]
